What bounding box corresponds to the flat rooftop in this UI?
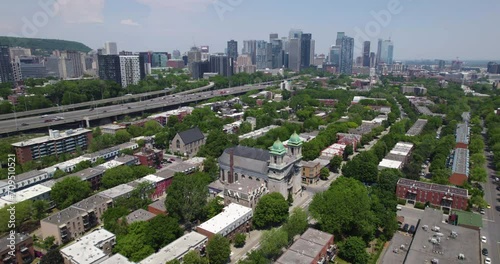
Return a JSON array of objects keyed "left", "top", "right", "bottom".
[
  {"left": 100, "top": 253, "right": 134, "bottom": 264},
  {"left": 60, "top": 229, "right": 115, "bottom": 264},
  {"left": 12, "top": 170, "right": 47, "bottom": 183},
  {"left": 452, "top": 148, "right": 469, "bottom": 176},
  {"left": 397, "top": 179, "right": 468, "bottom": 197},
  {"left": 142, "top": 174, "right": 164, "bottom": 184},
  {"left": 72, "top": 194, "right": 111, "bottom": 212},
  {"left": 126, "top": 209, "right": 156, "bottom": 224},
  {"left": 12, "top": 128, "right": 91, "bottom": 147},
  {"left": 300, "top": 228, "right": 333, "bottom": 245},
  {"left": 114, "top": 155, "right": 138, "bottom": 164},
  {"left": 404, "top": 208, "right": 480, "bottom": 264},
  {"left": 96, "top": 160, "right": 123, "bottom": 170},
  {"left": 0, "top": 233, "right": 31, "bottom": 251},
  {"left": 43, "top": 207, "right": 87, "bottom": 226},
  {"left": 378, "top": 159, "right": 402, "bottom": 170},
  {"left": 276, "top": 248, "right": 314, "bottom": 264},
  {"left": 165, "top": 162, "right": 197, "bottom": 173},
  {"left": 67, "top": 168, "right": 104, "bottom": 181},
  {"left": 406, "top": 119, "right": 428, "bottom": 136},
  {"left": 455, "top": 123, "right": 470, "bottom": 144},
  {"left": 139, "top": 232, "right": 207, "bottom": 264},
  {"left": 3, "top": 184, "right": 51, "bottom": 203},
  {"left": 289, "top": 239, "right": 324, "bottom": 258},
  {"left": 276, "top": 228, "right": 333, "bottom": 264},
  {"left": 379, "top": 232, "right": 412, "bottom": 264},
  {"left": 99, "top": 184, "right": 135, "bottom": 200},
  {"left": 154, "top": 169, "right": 176, "bottom": 180},
  {"left": 197, "top": 203, "right": 252, "bottom": 236},
  {"left": 451, "top": 210, "right": 482, "bottom": 229},
  {"left": 148, "top": 198, "right": 166, "bottom": 212}
]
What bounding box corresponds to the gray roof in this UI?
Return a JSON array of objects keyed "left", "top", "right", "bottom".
[
  {"left": 276, "top": 248, "right": 314, "bottom": 264},
  {"left": 404, "top": 208, "right": 480, "bottom": 264},
  {"left": 154, "top": 169, "right": 176, "bottom": 179},
  {"left": 455, "top": 123, "right": 470, "bottom": 144},
  {"left": 452, "top": 148, "right": 469, "bottom": 176},
  {"left": 13, "top": 170, "right": 47, "bottom": 183},
  {"left": 148, "top": 198, "right": 166, "bottom": 212},
  {"left": 224, "top": 145, "right": 270, "bottom": 161},
  {"left": 66, "top": 167, "right": 104, "bottom": 181},
  {"left": 72, "top": 194, "right": 111, "bottom": 212},
  {"left": 115, "top": 155, "right": 138, "bottom": 164},
  {"left": 42, "top": 207, "right": 87, "bottom": 225},
  {"left": 219, "top": 146, "right": 270, "bottom": 178},
  {"left": 406, "top": 119, "right": 428, "bottom": 136},
  {"left": 0, "top": 233, "right": 31, "bottom": 251},
  {"left": 178, "top": 127, "right": 204, "bottom": 145},
  {"left": 126, "top": 209, "right": 156, "bottom": 224},
  {"left": 300, "top": 228, "right": 333, "bottom": 245}
]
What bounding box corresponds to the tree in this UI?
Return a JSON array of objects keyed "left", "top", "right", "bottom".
[
  {"left": 338, "top": 236, "right": 369, "bottom": 264},
  {"left": 165, "top": 172, "right": 210, "bottom": 224},
  {"left": 344, "top": 144, "right": 354, "bottom": 159},
  {"left": 377, "top": 169, "right": 402, "bottom": 193},
  {"left": 203, "top": 156, "right": 219, "bottom": 181},
  {"left": 74, "top": 160, "right": 92, "bottom": 172},
  {"left": 309, "top": 177, "right": 375, "bottom": 242},
  {"left": 166, "top": 259, "right": 182, "bottom": 264},
  {"left": 234, "top": 233, "right": 246, "bottom": 248},
  {"left": 253, "top": 192, "right": 289, "bottom": 229},
  {"left": 205, "top": 197, "right": 224, "bottom": 220},
  {"left": 101, "top": 207, "right": 129, "bottom": 235},
  {"left": 0, "top": 201, "right": 31, "bottom": 232},
  {"left": 40, "top": 249, "right": 64, "bottom": 264},
  {"left": 320, "top": 167, "right": 330, "bottom": 180},
  {"left": 431, "top": 169, "right": 451, "bottom": 185},
  {"left": 329, "top": 155, "right": 343, "bottom": 173},
  {"left": 283, "top": 208, "right": 308, "bottom": 242},
  {"left": 470, "top": 153, "right": 486, "bottom": 168},
  {"left": 206, "top": 234, "right": 231, "bottom": 264},
  {"left": 32, "top": 200, "right": 49, "bottom": 221},
  {"left": 115, "top": 130, "right": 132, "bottom": 144},
  {"left": 42, "top": 236, "right": 56, "bottom": 249},
  {"left": 470, "top": 167, "right": 487, "bottom": 182},
  {"left": 183, "top": 250, "right": 209, "bottom": 264},
  {"left": 148, "top": 215, "right": 183, "bottom": 250},
  {"left": 51, "top": 177, "right": 91, "bottom": 209},
  {"left": 115, "top": 222, "right": 155, "bottom": 262},
  {"left": 239, "top": 122, "right": 253, "bottom": 134},
  {"left": 260, "top": 228, "right": 288, "bottom": 260}
]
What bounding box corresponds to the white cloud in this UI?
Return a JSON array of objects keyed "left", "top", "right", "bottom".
[
  {"left": 55, "top": 0, "right": 105, "bottom": 23},
  {"left": 137, "top": 0, "right": 215, "bottom": 12},
  {"left": 120, "top": 19, "right": 140, "bottom": 26}
]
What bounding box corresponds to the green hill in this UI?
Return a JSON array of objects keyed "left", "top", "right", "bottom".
[{"left": 0, "top": 36, "right": 92, "bottom": 55}]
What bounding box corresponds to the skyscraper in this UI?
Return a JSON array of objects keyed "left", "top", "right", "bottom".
[
  {"left": 329, "top": 45, "right": 341, "bottom": 67},
  {"left": 336, "top": 32, "right": 345, "bottom": 46},
  {"left": 310, "top": 40, "right": 315, "bottom": 66},
  {"left": 0, "top": 46, "right": 13, "bottom": 83},
  {"left": 227, "top": 40, "right": 238, "bottom": 62},
  {"left": 255, "top": 41, "right": 268, "bottom": 69},
  {"left": 370, "top": 52, "right": 376, "bottom": 68},
  {"left": 188, "top": 47, "right": 202, "bottom": 73},
  {"left": 119, "top": 55, "right": 140, "bottom": 88},
  {"left": 376, "top": 39, "right": 383, "bottom": 65},
  {"left": 61, "top": 50, "right": 84, "bottom": 78},
  {"left": 98, "top": 55, "right": 121, "bottom": 85},
  {"left": 269, "top": 33, "right": 279, "bottom": 42},
  {"left": 339, "top": 36, "right": 354, "bottom": 75},
  {"left": 172, "top": 50, "right": 181, "bottom": 60},
  {"left": 379, "top": 40, "right": 394, "bottom": 65},
  {"left": 151, "top": 53, "right": 168, "bottom": 68},
  {"left": 138, "top": 52, "right": 152, "bottom": 79},
  {"left": 288, "top": 38, "right": 301, "bottom": 72},
  {"left": 209, "top": 54, "right": 233, "bottom": 77},
  {"left": 271, "top": 39, "right": 283, "bottom": 69},
  {"left": 362, "top": 41, "right": 370, "bottom": 67},
  {"left": 242, "top": 40, "right": 257, "bottom": 65},
  {"left": 104, "top": 42, "right": 118, "bottom": 55},
  {"left": 300, "top": 33, "right": 312, "bottom": 70},
  {"left": 289, "top": 29, "right": 302, "bottom": 40}
]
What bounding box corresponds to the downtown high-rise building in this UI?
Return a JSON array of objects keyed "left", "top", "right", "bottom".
[
  {"left": 336, "top": 32, "right": 345, "bottom": 46},
  {"left": 98, "top": 55, "right": 122, "bottom": 86},
  {"left": 339, "top": 35, "right": 354, "bottom": 75},
  {"left": 104, "top": 42, "right": 118, "bottom": 55},
  {"left": 288, "top": 38, "right": 301, "bottom": 72},
  {"left": 0, "top": 46, "right": 13, "bottom": 83},
  {"left": 188, "top": 47, "right": 202, "bottom": 73},
  {"left": 271, "top": 39, "right": 284, "bottom": 69},
  {"left": 255, "top": 41, "right": 268, "bottom": 69},
  {"left": 172, "top": 50, "right": 181, "bottom": 60},
  {"left": 227, "top": 40, "right": 238, "bottom": 62},
  {"left": 119, "top": 55, "right": 140, "bottom": 88},
  {"left": 329, "top": 45, "right": 341, "bottom": 67},
  {"left": 269, "top": 33, "right": 279, "bottom": 42},
  {"left": 151, "top": 53, "right": 168, "bottom": 68},
  {"left": 242, "top": 40, "right": 257, "bottom": 65},
  {"left": 363, "top": 41, "right": 371, "bottom": 67},
  {"left": 209, "top": 54, "right": 233, "bottom": 77},
  {"left": 138, "top": 52, "right": 152, "bottom": 79},
  {"left": 376, "top": 39, "right": 394, "bottom": 65},
  {"left": 60, "top": 50, "right": 84, "bottom": 78},
  {"left": 300, "top": 33, "right": 312, "bottom": 70},
  {"left": 370, "top": 52, "right": 376, "bottom": 68}
]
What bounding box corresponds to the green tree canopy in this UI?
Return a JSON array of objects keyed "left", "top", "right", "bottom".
[
  {"left": 338, "top": 236, "right": 369, "bottom": 264},
  {"left": 51, "top": 176, "right": 91, "bottom": 209},
  {"left": 283, "top": 208, "right": 308, "bottom": 242},
  {"left": 253, "top": 192, "right": 289, "bottom": 229},
  {"left": 206, "top": 234, "right": 231, "bottom": 264},
  {"left": 40, "top": 249, "right": 64, "bottom": 264}
]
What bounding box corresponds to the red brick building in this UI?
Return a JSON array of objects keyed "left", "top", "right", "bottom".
[
  {"left": 396, "top": 179, "right": 469, "bottom": 210},
  {"left": 134, "top": 147, "right": 164, "bottom": 168},
  {"left": 0, "top": 233, "right": 34, "bottom": 264},
  {"left": 12, "top": 129, "right": 93, "bottom": 164},
  {"left": 276, "top": 228, "right": 335, "bottom": 264}
]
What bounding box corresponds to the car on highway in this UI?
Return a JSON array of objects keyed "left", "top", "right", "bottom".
[
  {"left": 125, "top": 94, "right": 133, "bottom": 96},
  {"left": 21, "top": 123, "right": 29, "bottom": 126},
  {"left": 54, "top": 116, "right": 64, "bottom": 120},
  {"left": 482, "top": 248, "right": 488, "bottom": 256},
  {"left": 40, "top": 114, "right": 48, "bottom": 118},
  {"left": 484, "top": 257, "right": 491, "bottom": 264},
  {"left": 481, "top": 236, "right": 487, "bottom": 243},
  {"left": 44, "top": 119, "right": 53, "bottom": 123}
]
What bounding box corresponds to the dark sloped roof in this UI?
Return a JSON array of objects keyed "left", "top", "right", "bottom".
[
  {"left": 225, "top": 145, "right": 270, "bottom": 161},
  {"left": 178, "top": 127, "right": 205, "bottom": 145}
]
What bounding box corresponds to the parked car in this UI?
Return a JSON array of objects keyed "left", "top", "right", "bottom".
[
  {"left": 409, "top": 225, "right": 416, "bottom": 234},
  {"left": 482, "top": 248, "right": 488, "bottom": 256},
  {"left": 402, "top": 224, "right": 409, "bottom": 232},
  {"left": 485, "top": 257, "right": 491, "bottom": 264}
]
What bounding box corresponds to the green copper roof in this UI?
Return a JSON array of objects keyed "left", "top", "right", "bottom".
[
  {"left": 288, "top": 131, "right": 302, "bottom": 145},
  {"left": 269, "top": 138, "right": 287, "bottom": 155}
]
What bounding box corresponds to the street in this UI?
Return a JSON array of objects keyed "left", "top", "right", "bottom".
[{"left": 481, "top": 147, "right": 500, "bottom": 264}]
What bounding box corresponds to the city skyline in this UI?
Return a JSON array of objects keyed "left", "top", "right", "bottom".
[{"left": 0, "top": 0, "right": 499, "bottom": 60}]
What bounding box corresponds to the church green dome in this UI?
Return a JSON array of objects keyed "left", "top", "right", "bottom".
[
  {"left": 270, "top": 138, "right": 286, "bottom": 154},
  {"left": 289, "top": 131, "right": 301, "bottom": 144}
]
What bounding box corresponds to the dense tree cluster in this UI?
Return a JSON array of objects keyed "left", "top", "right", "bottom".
[
  {"left": 101, "top": 165, "right": 155, "bottom": 189},
  {"left": 253, "top": 192, "right": 289, "bottom": 229},
  {"left": 51, "top": 177, "right": 92, "bottom": 209}
]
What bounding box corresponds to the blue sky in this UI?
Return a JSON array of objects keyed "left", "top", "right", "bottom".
[{"left": 1, "top": 0, "right": 499, "bottom": 60}]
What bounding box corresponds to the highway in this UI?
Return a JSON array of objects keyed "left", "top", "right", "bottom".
[
  {"left": 0, "top": 82, "right": 284, "bottom": 135},
  {"left": 0, "top": 82, "right": 215, "bottom": 121}
]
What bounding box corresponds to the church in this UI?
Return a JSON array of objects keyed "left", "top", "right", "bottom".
[{"left": 217, "top": 132, "right": 303, "bottom": 204}]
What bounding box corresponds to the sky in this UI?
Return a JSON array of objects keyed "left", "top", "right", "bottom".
[{"left": 1, "top": 0, "right": 499, "bottom": 60}]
